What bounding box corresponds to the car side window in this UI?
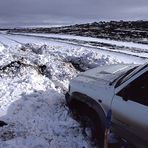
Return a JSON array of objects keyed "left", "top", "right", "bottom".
[{"left": 117, "top": 71, "right": 148, "bottom": 106}]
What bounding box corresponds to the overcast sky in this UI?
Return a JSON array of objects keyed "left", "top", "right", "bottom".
[{"left": 0, "top": 0, "right": 148, "bottom": 27}]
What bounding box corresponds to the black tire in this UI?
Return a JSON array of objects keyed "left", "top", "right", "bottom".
[{"left": 68, "top": 99, "right": 105, "bottom": 147}]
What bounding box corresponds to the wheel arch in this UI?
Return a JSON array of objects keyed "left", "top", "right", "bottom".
[{"left": 70, "top": 92, "right": 106, "bottom": 130}]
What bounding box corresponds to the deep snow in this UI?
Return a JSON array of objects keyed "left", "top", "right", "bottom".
[{"left": 0, "top": 33, "right": 147, "bottom": 148}]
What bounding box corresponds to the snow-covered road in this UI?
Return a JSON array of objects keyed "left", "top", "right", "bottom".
[
  {"left": 0, "top": 32, "right": 147, "bottom": 148},
  {"left": 0, "top": 32, "right": 147, "bottom": 64},
  {"left": 9, "top": 32, "right": 148, "bottom": 58}
]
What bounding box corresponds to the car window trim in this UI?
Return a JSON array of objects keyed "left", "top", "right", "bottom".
[
  {"left": 115, "top": 67, "right": 148, "bottom": 95},
  {"left": 117, "top": 71, "right": 148, "bottom": 106},
  {"left": 116, "top": 63, "right": 148, "bottom": 87}
]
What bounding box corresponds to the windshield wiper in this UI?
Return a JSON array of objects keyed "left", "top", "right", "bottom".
[
  {"left": 114, "top": 66, "right": 138, "bottom": 88},
  {"left": 109, "top": 66, "right": 138, "bottom": 86},
  {"left": 109, "top": 74, "right": 123, "bottom": 86}
]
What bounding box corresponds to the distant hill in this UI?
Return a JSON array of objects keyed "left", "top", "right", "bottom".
[{"left": 4, "top": 20, "right": 148, "bottom": 44}]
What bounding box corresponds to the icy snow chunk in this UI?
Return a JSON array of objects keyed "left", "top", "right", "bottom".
[{"left": 0, "top": 44, "right": 5, "bottom": 52}]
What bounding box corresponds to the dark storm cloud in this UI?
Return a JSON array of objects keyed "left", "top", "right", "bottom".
[{"left": 0, "top": 0, "right": 148, "bottom": 27}]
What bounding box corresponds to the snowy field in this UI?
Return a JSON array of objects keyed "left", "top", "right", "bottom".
[{"left": 0, "top": 32, "right": 147, "bottom": 148}]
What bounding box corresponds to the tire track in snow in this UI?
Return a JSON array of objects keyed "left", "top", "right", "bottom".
[
  {"left": 1, "top": 33, "right": 147, "bottom": 64},
  {"left": 0, "top": 35, "right": 24, "bottom": 46},
  {"left": 48, "top": 37, "right": 148, "bottom": 59},
  {"left": 0, "top": 36, "right": 9, "bottom": 48},
  {"left": 9, "top": 33, "right": 148, "bottom": 60}
]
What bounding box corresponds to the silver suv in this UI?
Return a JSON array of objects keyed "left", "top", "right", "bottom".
[{"left": 66, "top": 63, "right": 148, "bottom": 148}]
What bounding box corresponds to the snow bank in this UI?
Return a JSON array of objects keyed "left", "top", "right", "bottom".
[
  {"left": 0, "top": 43, "right": 4, "bottom": 52},
  {"left": 0, "top": 42, "right": 120, "bottom": 147}
]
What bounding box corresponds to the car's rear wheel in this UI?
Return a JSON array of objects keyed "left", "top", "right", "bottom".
[{"left": 68, "top": 99, "right": 105, "bottom": 147}]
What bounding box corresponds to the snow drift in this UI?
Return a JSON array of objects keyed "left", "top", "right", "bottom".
[{"left": 0, "top": 42, "right": 120, "bottom": 148}]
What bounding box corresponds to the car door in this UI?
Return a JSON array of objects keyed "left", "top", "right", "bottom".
[{"left": 111, "top": 70, "right": 148, "bottom": 144}]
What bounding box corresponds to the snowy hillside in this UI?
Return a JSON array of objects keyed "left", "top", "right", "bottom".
[{"left": 0, "top": 32, "right": 147, "bottom": 147}]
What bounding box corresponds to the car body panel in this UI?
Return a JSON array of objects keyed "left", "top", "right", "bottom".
[
  {"left": 67, "top": 63, "right": 148, "bottom": 147},
  {"left": 70, "top": 75, "right": 114, "bottom": 114},
  {"left": 79, "top": 64, "right": 137, "bottom": 83},
  {"left": 69, "top": 64, "right": 138, "bottom": 114},
  {"left": 112, "top": 96, "right": 148, "bottom": 143}
]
